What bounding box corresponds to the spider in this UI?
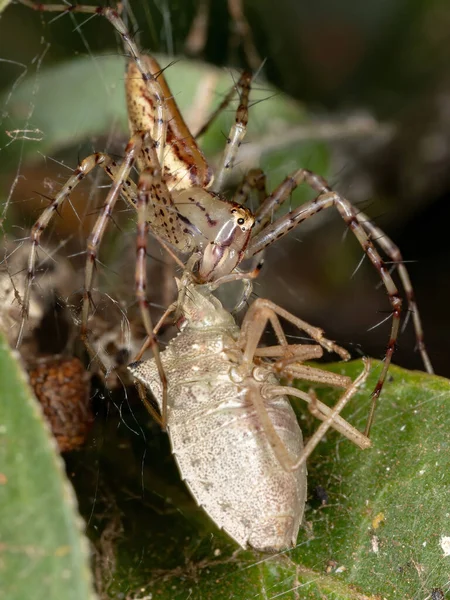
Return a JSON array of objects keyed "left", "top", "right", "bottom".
[{"left": 16, "top": 0, "right": 433, "bottom": 434}]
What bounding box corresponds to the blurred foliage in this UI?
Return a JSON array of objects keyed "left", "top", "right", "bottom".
[
  {"left": 2, "top": 0, "right": 450, "bottom": 110},
  {"left": 0, "top": 332, "right": 97, "bottom": 600},
  {"left": 0, "top": 0, "right": 10, "bottom": 14},
  {"left": 0, "top": 53, "right": 327, "bottom": 200}
]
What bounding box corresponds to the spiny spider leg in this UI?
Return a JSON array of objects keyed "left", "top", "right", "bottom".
[
  {"left": 135, "top": 164, "right": 168, "bottom": 426},
  {"left": 355, "top": 211, "right": 433, "bottom": 374},
  {"left": 245, "top": 169, "right": 433, "bottom": 434},
  {"left": 211, "top": 71, "right": 252, "bottom": 193},
  {"left": 17, "top": 150, "right": 135, "bottom": 347},
  {"left": 80, "top": 133, "right": 148, "bottom": 341},
  {"left": 232, "top": 168, "right": 267, "bottom": 209},
  {"left": 194, "top": 69, "right": 251, "bottom": 144}
]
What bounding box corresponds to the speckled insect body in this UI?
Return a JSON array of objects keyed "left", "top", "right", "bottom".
[
  {"left": 129, "top": 280, "right": 370, "bottom": 551},
  {"left": 130, "top": 285, "right": 306, "bottom": 550}
]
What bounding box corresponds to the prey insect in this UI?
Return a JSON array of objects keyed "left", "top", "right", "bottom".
[
  {"left": 17, "top": 1, "right": 433, "bottom": 434},
  {"left": 129, "top": 275, "right": 371, "bottom": 551}
]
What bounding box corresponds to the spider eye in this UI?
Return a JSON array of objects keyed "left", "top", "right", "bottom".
[{"left": 237, "top": 218, "right": 245, "bottom": 225}]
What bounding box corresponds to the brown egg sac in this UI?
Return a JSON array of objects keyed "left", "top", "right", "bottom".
[{"left": 28, "top": 357, "right": 93, "bottom": 452}]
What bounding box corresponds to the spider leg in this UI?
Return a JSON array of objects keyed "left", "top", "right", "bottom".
[
  {"left": 246, "top": 168, "right": 433, "bottom": 433},
  {"left": 135, "top": 166, "right": 168, "bottom": 429},
  {"left": 194, "top": 70, "right": 252, "bottom": 146},
  {"left": 211, "top": 71, "right": 252, "bottom": 193},
  {"left": 355, "top": 211, "right": 433, "bottom": 375},
  {"left": 80, "top": 132, "right": 149, "bottom": 352},
  {"left": 20, "top": 1, "right": 170, "bottom": 167},
  {"left": 232, "top": 168, "right": 267, "bottom": 208},
  {"left": 17, "top": 151, "right": 134, "bottom": 347},
  {"left": 185, "top": 0, "right": 262, "bottom": 71}
]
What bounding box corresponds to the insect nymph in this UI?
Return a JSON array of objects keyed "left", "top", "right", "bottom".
[{"left": 129, "top": 277, "right": 370, "bottom": 551}]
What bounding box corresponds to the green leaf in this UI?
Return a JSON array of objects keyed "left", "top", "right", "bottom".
[
  {"left": 0, "top": 53, "right": 331, "bottom": 239},
  {"left": 0, "top": 0, "right": 12, "bottom": 15},
  {"left": 68, "top": 360, "right": 449, "bottom": 599},
  {"left": 0, "top": 55, "right": 128, "bottom": 169},
  {"left": 0, "top": 332, "right": 97, "bottom": 600},
  {"left": 0, "top": 54, "right": 323, "bottom": 190}
]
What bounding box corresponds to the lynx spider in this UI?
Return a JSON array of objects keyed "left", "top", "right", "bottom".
[{"left": 17, "top": 0, "right": 432, "bottom": 434}]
